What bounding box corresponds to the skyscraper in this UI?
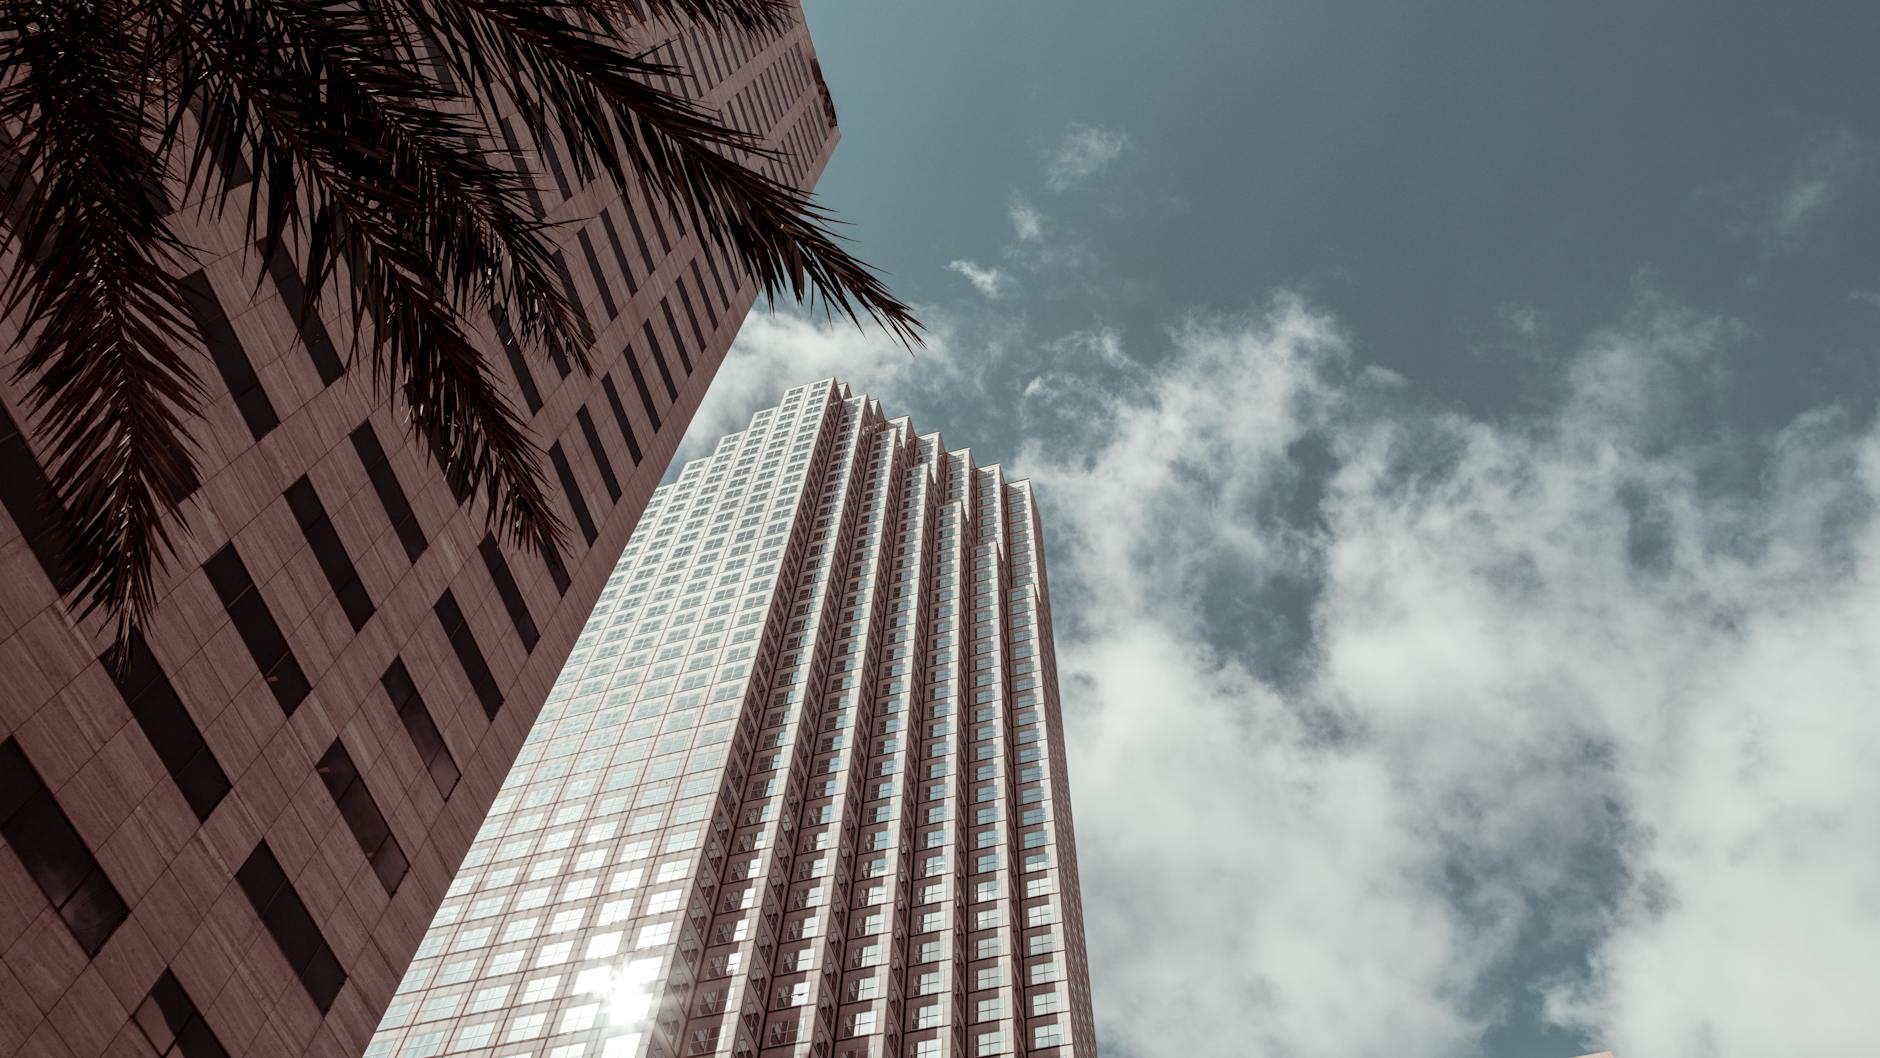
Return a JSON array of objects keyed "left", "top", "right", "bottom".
[
  {"left": 0, "top": 10, "right": 840, "bottom": 1058},
  {"left": 365, "top": 380, "right": 1097, "bottom": 1058}
]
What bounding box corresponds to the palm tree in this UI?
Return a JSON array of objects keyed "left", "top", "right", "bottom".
[{"left": 0, "top": 0, "right": 918, "bottom": 650}]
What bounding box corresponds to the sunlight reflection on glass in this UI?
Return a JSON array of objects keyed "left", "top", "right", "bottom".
[{"left": 575, "top": 955, "right": 662, "bottom": 1027}]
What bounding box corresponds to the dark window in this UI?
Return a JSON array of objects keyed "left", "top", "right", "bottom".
[
  {"left": 548, "top": 442, "right": 599, "bottom": 545},
  {"left": 637, "top": 175, "right": 672, "bottom": 252},
  {"left": 496, "top": 118, "right": 545, "bottom": 218},
  {"left": 709, "top": 32, "right": 731, "bottom": 84},
  {"left": 757, "top": 69, "right": 778, "bottom": 125},
  {"left": 549, "top": 251, "right": 589, "bottom": 366},
  {"left": 203, "top": 544, "right": 311, "bottom": 714},
  {"left": 284, "top": 477, "right": 373, "bottom": 632},
  {"left": 676, "top": 278, "right": 706, "bottom": 351},
  {"left": 134, "top": 968, "right": 231, "bottom": 1058},
  {"left": 531, "top": 113, "right": 574, "bottom": 199},
  {"left": 600, "top": 374, "right": 645, "bottom": 465},
  {"left": 265, "top": 247, "right": 342, "bottom": 385},
  {"left": 684, "top": 31, "right": 708, "bottom": 85},
  {"left": 577, "top": 229, "right": 619, "bottom": 320},
  {"left": 494, "top": 313, "right": 543, "bottom": 415},
  {"left": 575, "top": 407, "right": 622, "bottom": 502},
  {"left": 663, "top": 182, "right": 687, "bottom": 239},
  {"left": 478, "top": 534, "right": 539, "bottom": 652},
  {"left": 659, "top": 297, "right": 695, "bottom": 373},
  {"left": 621, "top": 344, "right": 663, "bottom": 431},
  {"left": 315, "top": 739, "right": 407, "bottom": 894},
  {"left": 428, "top": 432, "right": 472, "bottom": 506},
  {"left": 180, "top": 271, "right": 277, "bottom": 440},
  {"left": 208, "top": 131, "right": 253, "bottom": 191},
  {"left": 0, "top": 738, "right": 128, "bottom": 956},
  {"left": 599, "top": 209, "right": 640, "bottom": 295},
  {"left": 435, "top": 590, "right": 503, "bottom": 718},
  {"left": 640, "top": 322, "right": 679, "bottom": 400},
  {"left": 0, "top": 402, "right": 75, "bottom": 593},
  {"left": 103, "top": 633, "right": 229, "bottom": 821},
  {"left": 235, "top": 842, "right": 347, "bottom": 1013},
  {"left": 735, "top": 93, "right": 754, "bottom": 138},
  {"left": 686, "top": 261, "right": 719, "bottom": 329},
  {"left": 699, "top": 244, "right": 732, "bottom": 308},
  {"left": 684, "top": 30, "right": 711, "bottom": 87},
  {"left": 381, "top": 659, "right": 458, "bottom": 798},
  {"left": 620, "top": 197, "right": 656, "bottom": 274},
  {"left": 349, "top": 421, "right": 427, "bottom": 562},
  {"left": 543, "top": 546, "right": 571, "bottom": 597},
  {"left": 413, "top": 24, "right": 457, "bottom": 94}
]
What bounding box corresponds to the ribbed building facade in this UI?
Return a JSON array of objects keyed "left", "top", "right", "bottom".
[
  {"left": 365, "top": 380, "right": 1097, "bottom": 1058},
  {"left": 0, "top": 9, "right": 839, "bottom": 1058}
]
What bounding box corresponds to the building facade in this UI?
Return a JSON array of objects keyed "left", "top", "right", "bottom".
[
  {"left": 364, "top": 380, "right": 1098, "bottom": 1058},
  {"left": 0, "top": 10, "right": 840, "bottom": 1058}
]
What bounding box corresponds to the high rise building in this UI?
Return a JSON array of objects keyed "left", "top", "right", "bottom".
[
  {"left": 364, "top": 380, "right": 1097, "bottom": 1058},
  {"left": 0, "top": 10, "right": 840, "bottom": 1058}
]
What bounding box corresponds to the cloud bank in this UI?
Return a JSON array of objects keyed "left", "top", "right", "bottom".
[
  {"left": 1012, "top": 293, "right": 1880, "bottom": 1058},
  {"left": 684, "top": 110, "right": 1880, "bottom": 1055}
]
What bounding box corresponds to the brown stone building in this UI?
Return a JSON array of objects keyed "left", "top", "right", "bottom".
[{"left": 0, "top": 8, "right": 842, "bottom": 1058}]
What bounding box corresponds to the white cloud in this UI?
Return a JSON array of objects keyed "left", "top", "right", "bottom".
[
  {"left": 1768, "top": 130, "right": 1858, "bottom": 244},
  {"left": 1045, "top": 123, "right": 1132, "bottom": 191},
  {"left": 1010, "top": 292, "right": 1880, "bottom": 1058},
  {"left": 674, "top": 311, "right": 958, "bottom": 464},
  {"left": 1010, "top": 196, "right": 1044, "bottom": 241},
  {"left": 946, "top": 258, "right": 1011, "bottom": 299}
]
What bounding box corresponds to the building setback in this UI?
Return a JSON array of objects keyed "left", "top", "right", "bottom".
[
  {"left": 0, "top": 8, "right": 841, "bottom": 1058},
  {"left": 366, "top": 380, "right": 1097, "bottom": 1058}
]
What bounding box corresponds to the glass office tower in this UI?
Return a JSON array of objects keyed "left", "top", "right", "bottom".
[{"left": 367, "top": 380, "right": 1097, "bottom": 1058}]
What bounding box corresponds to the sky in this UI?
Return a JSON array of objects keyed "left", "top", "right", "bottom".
[{"left": 676, "top": 4, "right": 1880, "bottom": 1057}]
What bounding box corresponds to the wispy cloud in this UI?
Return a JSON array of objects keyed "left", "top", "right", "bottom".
[
  {"left": 1045, "top": 123, "right": 1132, "bottom": 191},
  {"left": 1773, "top": 175, "right": 1832, "bottom": 241},
  {"left": 1010, "top": 195, "right": 1044, "bottom": 241},
  {"left": 1768, "top": 130, "right": 1859, "bottom": 245},
  {"left": 946, "top": 258, "right": 1011, "bottom": 299}
]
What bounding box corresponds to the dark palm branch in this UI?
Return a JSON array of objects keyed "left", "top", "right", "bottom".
[
  {"left": 0, "top": 1, "right": 203, "bottom": 647},
  {"left": 0, "top": 0, "right": 920, "bottom": 650},
  {"left": 405, "top": 0, "right": 923, "bottom": 344}
]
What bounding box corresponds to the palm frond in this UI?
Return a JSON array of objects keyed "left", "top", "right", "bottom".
[
  {"left": 171, "top": 0, "right": 571, "bottom": 554},
  {"left": 615, "top": 0, "right": 794, "bottom": 36},
  {"left": 403, "top": 0, "right": 924, "bottom": 345},
  {"left": 0, "top": 0, "right": 204, "bottom": 648}
]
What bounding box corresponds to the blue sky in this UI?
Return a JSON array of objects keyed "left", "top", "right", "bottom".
[{"left": 679, "top": 5, "right": 1880, "bottom": 1057}]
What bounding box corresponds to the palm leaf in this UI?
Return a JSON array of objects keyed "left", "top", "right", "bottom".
[
  {"left": 0, "top": 0, "right": 920, "bottom": 652},
  {"left": 171, "top": 0, "right": 575, "bottom": 554},
  {"left": 616, "top": 0, "right": 794, "bottom": 35},
  {"left": 0, "top": 0, "right": 203, "bottom": 647},
  {"left": 399, "top": 0, "right": 924, "bottom": 344}
]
